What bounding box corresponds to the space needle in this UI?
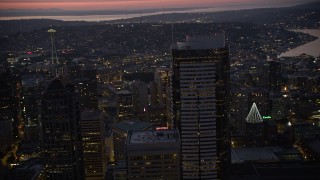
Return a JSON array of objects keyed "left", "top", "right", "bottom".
[{"left": 48, "top": 29, "right": 59, "bottom": 64}]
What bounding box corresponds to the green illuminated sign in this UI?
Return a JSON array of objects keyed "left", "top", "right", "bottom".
[{"left": 262, "top": 116, "right": 272, "bottom": 119}]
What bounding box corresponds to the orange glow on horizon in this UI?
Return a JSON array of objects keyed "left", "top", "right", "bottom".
[{"left": 0, "top": 0, "right": 244, "bottom": 10}]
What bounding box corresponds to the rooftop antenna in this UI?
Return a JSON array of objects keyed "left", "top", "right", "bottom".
[
  {"left": 171, "top": 22, "right": 174, "bottom": 45},
  {"left": 48, "top": 29, "right": 59, "bottom": 64},
  {"left": 125, "top": 8, "right": 128, "bottom": 20},
  {"left": 161, "top": 6, "right": 165, "bottom": 23}
]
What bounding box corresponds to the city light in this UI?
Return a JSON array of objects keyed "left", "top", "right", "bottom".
[{"left": 1, "top": 1, "right": 320, "bottom": 179}]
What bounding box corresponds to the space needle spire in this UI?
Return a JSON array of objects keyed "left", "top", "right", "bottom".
[{"left": 48, "top": 29, "right": 59, "bottom": 64}]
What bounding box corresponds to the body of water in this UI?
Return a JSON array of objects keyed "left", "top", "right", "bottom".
[
  {"left": 0, "top": 14, "right": 145, "bottom": 22},
  {"left": 280, "top": 29, "right": 320, "bottom": 58},
  {"left": 0, "top": 3, "right": 302, "bottom": 22}
]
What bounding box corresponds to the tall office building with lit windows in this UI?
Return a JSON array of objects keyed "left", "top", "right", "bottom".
[
  {"left": 80, "top": 110, "right": 106, "bottom": 180},
  {"left": 40, "top": 77, "right": 84, "bottom": 180},
  {"left": 126, "top": 129, "right": 180, "bottom": 180},
  {"left": 171, "top": 33, "right": 230, "bottom": 179}
]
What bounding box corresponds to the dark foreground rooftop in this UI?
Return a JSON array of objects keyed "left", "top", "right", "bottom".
[{"left": 231, "top": 162, "right": 320, "bottom": 180}]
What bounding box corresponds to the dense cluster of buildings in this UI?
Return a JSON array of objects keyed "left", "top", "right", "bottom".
[{"left": 1, "top": 14, "right": 320, "bottom": 180}]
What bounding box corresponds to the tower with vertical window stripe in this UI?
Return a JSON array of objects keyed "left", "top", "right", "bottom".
[{"left": 171, "top": 33, "right": 230, "bottom": 179}]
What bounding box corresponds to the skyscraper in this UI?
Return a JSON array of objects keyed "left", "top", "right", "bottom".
[
  {"left": 171, "top": 33, "right": 230, "bottom": 179},
  {"left": 116, "top": 90, "right": 134, "bottom": 122},
  {"left": 268, "top": 59, "right": 282, "bottom": 92},
  {"left": 245, "top": 103, "right": 264, "bottom": 145},
  {"left": 80, "top": 110, "right": 107, "bottom": 180},
  {"left": 126, "top": 129, "right": 181, "bottom": 180},
  {"left": 112, "top": 121, "right": 152, "bottom": 164},
  {"left": 40, "top": 77, "right": 84, "bottom": 180},
  {"left": 0, "top": 69, "right": 15, "bottom": 153},
  {"left": 154, "top": 67, "right": 172, "bottom": 123}
]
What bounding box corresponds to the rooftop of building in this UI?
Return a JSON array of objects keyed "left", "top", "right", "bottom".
[
  {"left": 116, "top": 90, "right": 132, "bottom": 95},
  {"left": 291, "top": 70, "right": 318, "bottom": 77},
  {"left": 171, "top": 33, "right": 225, "bottom": 50},
  {"left": 305, "top": 139, "right": 320, "bottom": 154},
  {"left": 16, "top": 142, "right": 41, "bottom": 155},
  {"left": 232, "top": 147, "right": 281, "bottom": 163},
  {"left": 81, "top": 110, "right": 103, "bottom": 120},
  {"left": 113, "top": 121, "right": 152, "bottom": 132},
  {"left": 21, "top": 74, "right": 44, "bottom": 87},
  {"left": 128, "top": 129, "right": 179, "bottom": 144},
  {"left": 230, "top": 162, "right": 320, "bottom": 179},
  {"left": 8, "top": 158, "right": 44, "bottom": 180},
  {"left": 155, "top": 66, "right": 171, "bottom": 72},
  {"left": 106, "top": 130, "right": 113, "bottom": 137},
  {"left": 46, "top": 76, "right": 74, "bottom": 92}
]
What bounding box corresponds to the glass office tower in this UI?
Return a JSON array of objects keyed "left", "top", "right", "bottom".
[{"left": 171, "top": 33, "right": 230, "bottom": 179}]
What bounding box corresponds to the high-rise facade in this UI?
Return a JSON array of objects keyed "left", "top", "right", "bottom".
[
  {"left": 171, "top": 34, "right": 230, "bottom": 179},
  {"left": 154, "top": 67, "right": 171, "bottom": 107},
  {"left": 154, "top": 67, "right": 172, "bottom": 123},
  {"left": 112, "top": 121, "right": 152, "bottom": 164},
  {"left": 230, "top": 88, "right": 249, "bottom": 136},
  {"left": 126, "top": 129, "right": 181, "bottom": 180},
  {"left": 116, "top": 90, "right": 134, "bottom": 122},
  {"left": 268, "top": 60, "right": 282, "bottom": 92},
  {"left": 80, "top": 110, "right": 106, "bottom": 180},
  {"left": 245, "top": 103, "right": 264, "bottom": 145},
  {"left": 0, "top": 69, "right": 15, "bottom": 153},
  {"left": 40, "top": 77, "right": 84, "bottom": 180},
  {"left": 21, "top": 75, "right": 45, "bottom": 142},
  {"left": 131, "top": 80, "right": 148, "bottom": 114}
]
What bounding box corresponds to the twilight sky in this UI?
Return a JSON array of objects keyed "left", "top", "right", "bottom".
[{"left": 0, "top": 0, "right": 316, "bottom": 10}]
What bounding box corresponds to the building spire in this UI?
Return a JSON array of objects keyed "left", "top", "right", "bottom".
[
  {"left": 246, "top": 103, "right": 263, "bottom": 124},
  {"left": 48, "top": 29, "right": 59, "bottom": 64}
]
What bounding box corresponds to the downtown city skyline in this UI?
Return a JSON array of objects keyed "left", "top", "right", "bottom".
[{"left": 0, "top": 0, "right": 320, "bottom": 179}]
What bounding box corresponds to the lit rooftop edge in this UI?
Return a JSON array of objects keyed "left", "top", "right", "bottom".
[{"left": 129, "top": 130, "right": 179, "bottom": 144}]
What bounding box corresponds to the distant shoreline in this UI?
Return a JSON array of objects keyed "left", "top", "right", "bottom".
[{"left": 280, "top": 29, "right": 320, "bottom": 57}]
